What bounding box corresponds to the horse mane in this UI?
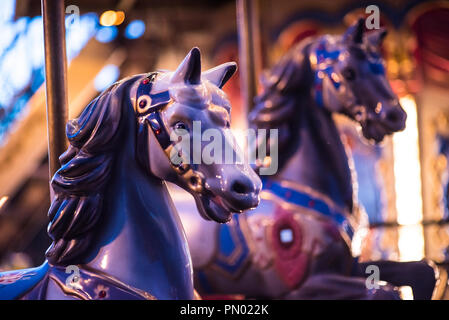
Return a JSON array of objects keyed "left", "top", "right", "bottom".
[
  {"left": 249, "top": 38, "right": 314, "bottom": 170},
  {"left": 46, "top": 74, "right": 142, "bottom": 265}
]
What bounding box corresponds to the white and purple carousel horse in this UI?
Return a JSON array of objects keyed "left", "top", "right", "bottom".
[
  {"left": 0, "top": 48, "right": 261, "bottom": 300},
  {"left": 182, "top": 19, "right": 436, "bottom": 299}
]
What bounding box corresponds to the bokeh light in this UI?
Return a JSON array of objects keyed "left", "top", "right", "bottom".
[
  {"left": 125, "top": 19, "right": 146, "bottom": 39},
  {"left": 100, "top": 10, "right": 125, "bottom": 27},
  {"left": 94, "top": 64, "right": 120, "bottom": 92},
  {"left": 95, "top": 26, "right": 118, "bottom": 43}
]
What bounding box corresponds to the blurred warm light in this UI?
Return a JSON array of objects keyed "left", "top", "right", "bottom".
[
  {"left": 0, "top": 196, "right": 8, "bottom": 210},
  {"left": 114, "top": 11, "right": 125, "bottom": 25},
  {"left": 100, "top": 10, "right": 125, "bottom": 27},
  {"left": 399, "top": 285, "right": 414, "bottom": 300},
  {"left": 100, "top": 10, "right": 116, "bottom": 26},
  {"left": 398, "top": 225, "right": 425, "bottom": 262},
  {"left": 393, "top": 96, "right": 423, "bottom": 225},
  {"left": 393, "top": 95, "right": 425, "bottom": 261}
]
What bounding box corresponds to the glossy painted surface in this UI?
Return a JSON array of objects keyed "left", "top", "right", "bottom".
[
  {"left": 0, "top": 47, "right": 261, "bottom": 299},
  {"left": 181, "top": 19, "right": 434, "bottom": 299}
]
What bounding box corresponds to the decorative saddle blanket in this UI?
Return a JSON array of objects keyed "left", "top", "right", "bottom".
[{"left": 262, "top": 179, "right": 357, "bottom": 240}]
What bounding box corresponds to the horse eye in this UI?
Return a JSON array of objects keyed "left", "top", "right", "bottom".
[
  {"left": 174, "top": 122, "right": 187, "bottom": 131},
  {"left": 342, "top": 67, "right": 356, "bottom": 81}
]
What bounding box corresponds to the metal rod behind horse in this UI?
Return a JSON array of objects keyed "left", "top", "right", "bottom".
[
  {"left": 41, "top": 0, "right": 69, "bottom": 180},
  {"left": 236, "top": 0, "right": 262, "bottom": 115}
]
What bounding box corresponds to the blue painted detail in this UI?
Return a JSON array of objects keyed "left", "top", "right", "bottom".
[
  {"left": 149, "top": 91, "right": 171, "bottom": 108},
  {"left": 212, "top": 215, "right": 250, "bottom": 277},
  {"left": 136, "top": 73, "right": 171, "bottom": 113},
  {"left": 369, "top": 62, "right": 385, "bottom": 75},
  {"left": 313, "top": 41, "right": 341, "bottom": 108},
  {"left": 263, "top": 179, "right": 354, "bottom": 239},
  {"left": 196, "top": 270, "right": 213, "bottom": 294},
  {"left": 0, "top": 262, "right": 49, "bottom": 300}
]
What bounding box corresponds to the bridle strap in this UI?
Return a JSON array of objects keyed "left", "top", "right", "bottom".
[
  {"left": 135, "top": 72, "right": 206, "bottom": 194},
  {"left": 310, "top": 40, "right": 342, "bottom": 108}
]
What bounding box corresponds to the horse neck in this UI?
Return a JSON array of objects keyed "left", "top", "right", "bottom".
[
  {"left": 84, "top": 154, "right": 194, "bottom": 299},
  {"left": 276, "top": 96, "right": 354, "bottom": 212}
]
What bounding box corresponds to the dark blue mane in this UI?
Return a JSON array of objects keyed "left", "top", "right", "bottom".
[{"left": 46, "top": 75, "right": 141, "bottom": 265}]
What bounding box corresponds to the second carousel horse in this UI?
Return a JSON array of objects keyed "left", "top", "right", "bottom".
[
  {"left": 0, "top": 48, "right": 262, "bottom": 299},
  {"left": 181, "top": 19, "right": 436, "bottom": 299}
]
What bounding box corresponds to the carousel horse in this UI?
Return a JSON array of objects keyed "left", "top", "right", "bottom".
[
  {"left": 182, "top": 19, "right": 436, "bottom": 299},
  {"left": 0, "top": 47, "right": 262, "bottom": 300}
]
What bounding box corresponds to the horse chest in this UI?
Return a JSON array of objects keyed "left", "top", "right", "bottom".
[{"left": 193, "top": 192, "right": 353, "bottom": 298}]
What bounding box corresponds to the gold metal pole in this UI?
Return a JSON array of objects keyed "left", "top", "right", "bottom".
[
  {"left": 41, "top": 0, "right": 69, "bottom": 180},
  {"left": 236, "top": 0, "right": 262, "bottom": 114}
]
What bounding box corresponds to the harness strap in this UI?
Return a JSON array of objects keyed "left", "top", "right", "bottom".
[
  {"left": 311, "top": 39, "right": 386, "bottom": 109},
  {"left": 135, "top": 72, "right": 206, "bottom": 194},
  {"left": 311, "top": 41, "right": 341, "bottom": 108}
]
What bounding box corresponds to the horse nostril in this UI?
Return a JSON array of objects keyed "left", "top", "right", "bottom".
[
  {"left": 231, "top": 180, "right": 250, "bottom": 195},
  {"left": 387, "top": 110, "right": 400, "bottom": 123}
]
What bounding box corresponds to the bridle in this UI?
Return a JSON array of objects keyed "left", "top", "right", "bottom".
[
  {"left": 310, "top": 39, "right": 343, "bottom": 109},
  {"left": 309, "top": 38, "right": 385, "bottom": 124},
  {"left": 135, "top": 72, "right": 206, "bottom": 194}
]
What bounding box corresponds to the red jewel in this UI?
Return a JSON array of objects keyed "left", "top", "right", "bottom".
[
  {"left": 142, "top": 78, "right": 149, "bottom": 85},
  {"left": 155, "top": 129, "right": 161, "bottom": 135},
  {"left": 308, "top": 200, "right": 315, "bottom": 207},
  {"left": 99, "top": 290, "right": 107, "bottom": 298},
  {"left": 139, "top": 100, "right": 147, "bottom": 108}
]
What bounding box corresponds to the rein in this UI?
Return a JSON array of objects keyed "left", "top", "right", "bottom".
[{"left": 135, "top": 72, "right": 206, "bottom": 194}]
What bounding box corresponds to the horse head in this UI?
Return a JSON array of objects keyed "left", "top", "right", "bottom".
[
  {"left": 134, "top": 47, "right": 261, "bottom": 223},
  {"left": 312, "top": 18, "right": 406, "bottom": 142},
  {"left": 46, "top": 48, "right": 261, "bottom": 265}
]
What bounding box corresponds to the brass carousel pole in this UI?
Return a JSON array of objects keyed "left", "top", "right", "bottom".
[
  {"left": 41, "top": 0, "right": 69, "bottom": 182},
  {"left": 236, "top": 0, "right": 262, "bottom": 114}
]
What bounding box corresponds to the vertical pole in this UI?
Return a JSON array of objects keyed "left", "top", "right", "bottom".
[
  {"left": 42, "top": 0, "right": 69, "bottom": 181},
  {"left": 236, "top": 0, "right": 262, "bottom": 114}
]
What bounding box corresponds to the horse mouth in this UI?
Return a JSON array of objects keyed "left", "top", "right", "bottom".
[
  {"left": 361, "top": 122, "right": 388, "bottom": 143},
  {"left": 191, "top": 195, "right": 232, "bottom": 223},
  {"left": 361, "top": 118, "right": 402, "bottom": 143},
  {"left": 193, "top": 192, "right": 258, "bottom": 223},
  {"left": 190, "top": 173, "right": 261, "bottom": 223},
  {"left": 360, "top": 105, "right": 406, "bottom": 143}
]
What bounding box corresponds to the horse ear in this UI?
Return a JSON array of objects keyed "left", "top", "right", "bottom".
[
  {"left": 366, "top": 28, "right": 387, "bottom": 47},
  {"left": 202, "top": 62, "right": 237, "bottom": 88},
  {"left": 171, "top": 47, "right": 202, "bottom": 85},
  {"left": 343, "top": 18, "right": 365, "bottom": 44}
]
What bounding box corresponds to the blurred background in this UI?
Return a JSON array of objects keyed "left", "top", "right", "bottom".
[{"left": 0, "top": 0, "right": 448, "bottom": 278}]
